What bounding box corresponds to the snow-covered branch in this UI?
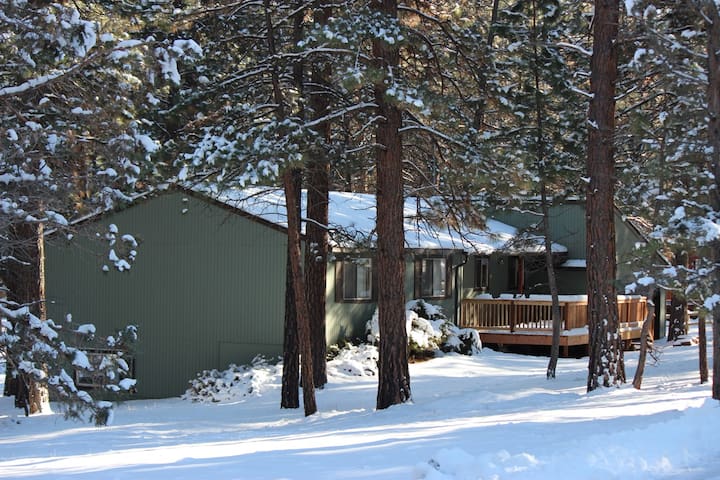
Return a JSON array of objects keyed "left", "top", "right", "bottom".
[
  {"left": 303, "top": 102, "right": 377, "bottom": 129},
  {"left": 555, "top": 42, "right": 592, "bottom": 57}
]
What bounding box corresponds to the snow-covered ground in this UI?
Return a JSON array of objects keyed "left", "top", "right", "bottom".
[{"left": 1, "top": 327, "right": 719, "bottom": 480}]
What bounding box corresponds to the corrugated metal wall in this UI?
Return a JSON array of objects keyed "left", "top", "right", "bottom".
[
  {"left": 46, "top": 192, "right": 287, "bottom": 399},
  {"left": 488, "top": 201, "right": 648, "bottom": 295}
]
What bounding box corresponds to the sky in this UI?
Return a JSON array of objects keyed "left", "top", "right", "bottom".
[{"left": 0, "top": 324, "right": 719, "bottom": 480}]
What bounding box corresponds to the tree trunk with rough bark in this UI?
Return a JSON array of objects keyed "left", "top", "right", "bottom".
[
  {"left": 543, "top": 186, "right": 563, "bottom": 379},
  {"left": 703, "top": 1, "right": 720, "bottom": 399},
  {"left": 1, "top": 222, "right": 49, "bottom": 415},
  {"left": 266, "top": 0, "right": 315, "bottom": 413},
  {"left": 304, "top": 1, "right": 332, "bottom": 390},
  {"left": 586, "top": 0, "right": 625, "bottom": 392},
  {"left": 698, "top": 311, "right": 709, "bottom": 384},
  {"left": 283, "top": 169, "right": 317, "bottom": 416},
  {"left": 305, "top": 162, "right": 329, "bottom": 390},
  {"left": 372, "top": 0, "right": 411, "bottom": 410},
  {"left": 281, "top": 171, "right": 301, "bottom": 409}
]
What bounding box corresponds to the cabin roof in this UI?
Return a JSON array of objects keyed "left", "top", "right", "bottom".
[{"left": 211, "top": 187, "right": 567, "bottom": 255}]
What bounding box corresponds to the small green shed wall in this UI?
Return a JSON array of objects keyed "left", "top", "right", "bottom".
[{"left": 46, "top": 192, "right": 288, "bottom": 399}]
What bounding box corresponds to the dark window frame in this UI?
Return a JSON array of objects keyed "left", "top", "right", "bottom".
[
  {"left": 74, "top": 348, "right": 135, "bottom": 391},
  {"left": 508, "top": 255, "right": 523, "bottom": 293},
  {"left": 474, "top": 255, "right": 490, "bottom": 292},
  {"left": 414, "top": 255, "right": 451, "bottom": 299},
  {"left": 335, "top": 257, "right": 376, "bottom": 303}
]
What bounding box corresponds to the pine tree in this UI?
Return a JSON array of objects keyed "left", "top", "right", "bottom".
[
  {"left": 483, "top": 0, "right": 588, "bottom": 376},
  {"left": 0, "top": 0, "right": 196, "bottom": 420},
  {"left": 586, "top": 0, "right": 625, "bottom": 391},
  {"left": 697, "top": 0, "right": 720, "bottom": 400},
  {"left": 617, "top": 1, "right": 720, "bottom": 394},
  {"left": 371, "top": 0, "right": 411, "bottom": 410},
  {"left": 305, "top": 1, "right": 334, "bottom": 390}
]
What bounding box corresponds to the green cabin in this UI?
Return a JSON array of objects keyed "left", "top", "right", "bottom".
[{"left": 46, "top": 191, "right": 652, "bottom": 398}]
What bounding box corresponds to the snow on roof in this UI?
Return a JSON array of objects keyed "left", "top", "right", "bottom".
[
  {"left": 560, "top": 258, "right": 586, "bottom": 268},
  {"left": 212, "top": 187, "right": 567, "bottom": 255}
]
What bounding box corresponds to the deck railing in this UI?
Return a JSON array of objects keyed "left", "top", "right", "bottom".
[{"left": 460, "top": 295, "right": 647, "bottom": 332}]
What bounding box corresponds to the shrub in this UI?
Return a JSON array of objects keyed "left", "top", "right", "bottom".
[{"left": 365, "top": 300, "right": 481, "bottom": 358}]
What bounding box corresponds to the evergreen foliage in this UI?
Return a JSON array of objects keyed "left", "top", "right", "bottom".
[{"left": 0, "top": 0, "right": 198, "bottom": 420}]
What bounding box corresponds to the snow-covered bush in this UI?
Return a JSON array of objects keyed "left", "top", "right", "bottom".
[
  {"left": 326, "top": 344, "right": 379, "bottom": 377},
  {"left": 183, "top": 356, "right": 281, "bottom": 403},
  {"left": 184, "top": 346, "right": 381, "bottom": 402},
  {"left": 366, "top": 299, "right": 481, "bottom": 357}
]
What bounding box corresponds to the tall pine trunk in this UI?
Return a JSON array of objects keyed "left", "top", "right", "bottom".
[
  {"left": 2, "top": 221, "right": 49, "bottom": 414},
  {"left": 586, "top": 0, "right": 625, "bottom": 391},
  {"left": 703, "top": 1, "right": 720, "bottom": 400},
  {"left": 281, "top": 172, "right": 301, "bottom": 409},
  {"left": 372, "top": 0, "right": 411, "bottom": 410},
  {"left": 283, "top": 169, "right": 317, "bottom": 416},
  {"left": 305, "top": 163, "right": 329, "bottom": 390},
  {"left": 304, "top": 1, "right": 332, "bottom": 389},
  {"left": 264, "top": 0, "right": 316, "bottom": 413},
  {"left": 525, "top": 0, "right": 563, "bottom": 379}
]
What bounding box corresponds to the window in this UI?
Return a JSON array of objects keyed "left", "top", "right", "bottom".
[
  {"left": 337, "top": 258, "right": 373, "bottom": 301},
  {"left": 508, "top": 255, "right": 523, "bottom": 293},
  {"left": 74, "top": 349, "right": 135, "bottom": 391},
  {"left": 420, "top": 257, "right": 448, "bottom": 298},
  {"left": 475, "top": 256, "right": 489, "bottom": 291}
]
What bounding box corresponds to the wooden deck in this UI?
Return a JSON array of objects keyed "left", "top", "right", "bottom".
[{"left": 459, "top": 295, "right": 648, "bottom": 356}]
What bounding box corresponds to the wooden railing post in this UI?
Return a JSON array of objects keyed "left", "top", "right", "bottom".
[{"left": 510, "top": 300, "right": 516, "bottom": 332}]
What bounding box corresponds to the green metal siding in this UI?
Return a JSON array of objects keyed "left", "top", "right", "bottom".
[
  {"left": 46, "top": 192, "right": 288, "bottom": 399},
  {"left": 491, "top": 202, "right": 648, "bottom": 294},
  {"left": 325, "top": 253, "right": 466, "bottom": 342},
  {"left": 614, "top": 210, "right": 647, "bottom": 287},
  {"left": 493, "top": 203, "right": 586, "bottom": 259},
  {"left": 324, "top": 255, "right": 417, "bottom": 345},
  {"left": 324, "top": 256, "right": 376, "bottom": 343}
]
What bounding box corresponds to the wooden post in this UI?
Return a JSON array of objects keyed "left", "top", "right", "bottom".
[{"left": 510, "top": 300, "right": 516, "bottom": 333}]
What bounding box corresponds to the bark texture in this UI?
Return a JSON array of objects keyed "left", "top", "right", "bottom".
[
  {"left": 1, "top": 222, "right": 49, "bottom": 414},
  {"left": 305, "top": 163, "right": 329, "bottom": 389},
  {"left": 284, "top": 169, "right": 317, "bottom": 416},
  {"left": 542, "top": 186, "right": 562, "bottom": 378},
  {"left": 372, "top": 0, "right": 411, "bottom": 410},
  {"left": 586, "top": 0, "right": 625, "bottom": 392},
  {"left": 698, "top": 311, "right": 708, "bottom": 384},
  {"left": 703, "top": 1, "right": 720, "bottom": 400},
  {"left": 304, "top": 1, "right": 332, "bottom": 389},
  {"left": 281, "top": 172, "right": 301, "bottom": 410}
]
